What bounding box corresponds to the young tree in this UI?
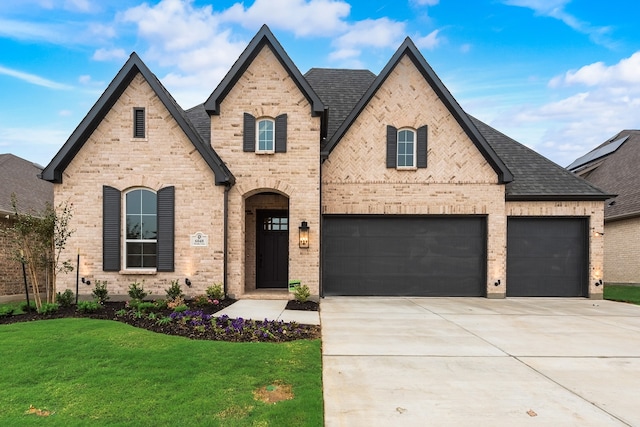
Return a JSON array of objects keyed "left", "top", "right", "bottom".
[{"left": 8, "top": 195, "right": 74, "bottom": 310}]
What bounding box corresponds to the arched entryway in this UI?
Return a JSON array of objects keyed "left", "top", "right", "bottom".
[{"left": 244, "top": 192, "right": 289, "bottom": 292}]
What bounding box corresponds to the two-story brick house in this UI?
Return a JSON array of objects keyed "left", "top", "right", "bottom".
[{"left": 42, "top": 25, "right": 609, "bottom": 299}]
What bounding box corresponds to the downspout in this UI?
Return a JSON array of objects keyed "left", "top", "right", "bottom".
[
  {"left": 319, "top": 155, "right": 324, "bottom": 298},
  {"left": 223, "top": 183, "right": 231, "bottom": 297}
]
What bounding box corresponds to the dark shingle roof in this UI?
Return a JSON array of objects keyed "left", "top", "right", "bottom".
[
  {"left": 471, "top": 118, "right": 611, "bottom": 200},
  {"left": 185, "top": 104, "right": 211, "bottom": 146},
  {"left": 304, "top": 68, "right": 376, "bottom": 149},
  {"left": 0, "top": 154, "right": 53, "bottom": 215},
  {"left": 42, "top": 52, "right": 234, "bottom": 185},
  {"left": 570, "top": 130, "right": 640, "bottom": 219}
]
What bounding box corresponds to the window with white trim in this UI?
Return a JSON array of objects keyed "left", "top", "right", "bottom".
[
  {"left": 257, "top": 118, "right": 275, "bottom": 153},
  {"left": 125, "top": 188, "right": 157, "bottom": 268},
  {"left": 397, "top": 128, "right": 416, "bottom": 168}
]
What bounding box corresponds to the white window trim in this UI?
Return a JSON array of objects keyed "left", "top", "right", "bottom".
[
  {"left": 123, "top": 187, "right": 157, "bottom": 271},
  {"left": 256, "top": 117, "right": 275, "bottom": 154},
  {"left": 397, "top": 128, "right": 417, "bottom": 170}
]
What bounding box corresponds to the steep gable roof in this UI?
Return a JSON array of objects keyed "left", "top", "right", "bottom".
[
  {"left": 41, "top": 52, "right": 234, "bottom": 185},
  {"left": 568, "top": 130, "right": 640, "bottom": 219},
  {"left": 0, "top": 153, "right": 53, "bottom": 216},
  {"left": 204, "top": 25, "right": 324, "bottom": 117},
  {"left": 472, "top": 118, "right": 611, "bottom": 201},
  {"left": 321, "top": 37, "right": 513, "bottom": 184}
]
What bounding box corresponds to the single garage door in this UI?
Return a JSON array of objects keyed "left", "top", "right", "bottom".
[
  {"left": 322, "top": 216, "right": 486, "bottom": 296},
  {"left": 507, "top": 217, "right": 588, "bottom": 297}
]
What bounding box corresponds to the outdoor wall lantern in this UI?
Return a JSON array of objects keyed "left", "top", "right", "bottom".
[
  {"left": 299, "top": 221, "right": 310, "bottom": 249},
  {"left": 185, "top": 278, "right": 192, "bottom": 287},
  {"left": 81, "top": 277, "right": 91, "bottom": 286},
  {"left": 595, "top": 279, "right": 603, "bottom": 287}
]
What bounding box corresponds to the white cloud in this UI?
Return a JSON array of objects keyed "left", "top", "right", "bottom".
[
  {"left": 412, "top": 0, "right": 440, "bottom": 5},
  {"left": 502, "top": 0, "right": 614, "bottom": 47},
  {"left": 0, "top": 65, "right": 72, "bottom": 90},
  {"left": 414, "top": 29, "right": 442, "bottom": 50},
  {"left": 221, "top": 0, "right": 351, "bottom": 37},
  {"left": 92, "top": 48, "right": 127, "bottom": 61},
  {"left": 58, "top": 109, "right": 72, "bottom": 117},
  {"left": 0, "top": 18, "right": 66, "bottom": 43},
  {"left": 330, "top": 18, "right": 406, "bottom": 60},
  {"left": 486, "top": 52, "right": 640, "bottom": 166}
]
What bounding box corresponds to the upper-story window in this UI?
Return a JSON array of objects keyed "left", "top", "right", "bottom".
[
  {"left": 243, "top": 113, "right": 287, "bottom": 153},
  {"left": 386, "top": 125, "right": 428, "bottom": 170},
  {"left": 125, "top": 188, "right": 157, "bottom": 269},
  {"left": 397, "top": 129, "right": 416, "bottom": 168},
  {"left": 133, "top": 107, "right": 145, "bottom": 138},
  {"left": 257, "top": 118, "right": 275, "bottom": 153}
]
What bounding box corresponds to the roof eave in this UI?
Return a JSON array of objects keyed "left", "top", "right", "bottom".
[
  {"left": 204, "top": 25, "right": 324, "bottom": 117},
  {"left": 505, "top": 194, "right": 615, "bottom": 202}
]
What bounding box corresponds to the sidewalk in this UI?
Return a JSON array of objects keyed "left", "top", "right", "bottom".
[{"left": 214, "top": 299, "right": 320, "bottom": 325}]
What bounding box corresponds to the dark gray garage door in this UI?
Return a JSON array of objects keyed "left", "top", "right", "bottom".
[
  {"left": 507, "top": 217, "right": 588, "bottom": 297},
  {"left": 322, "top": 216, "right": 486, "bottom": 296}
]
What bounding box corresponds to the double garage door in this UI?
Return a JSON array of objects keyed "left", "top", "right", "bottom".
[{"left": 323, "top": 216, "right": 588, "bottom": 297}]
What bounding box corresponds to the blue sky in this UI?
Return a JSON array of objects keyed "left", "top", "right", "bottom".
[{"left": 1, "top": 0, "right": 639, "bottom": 168}]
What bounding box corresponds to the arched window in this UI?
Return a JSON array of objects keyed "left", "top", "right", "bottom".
[
  {"left": 125, "top": 188, "right": 157, "bottom": 268},
  {"left": 257, "top": 118, "right": 275, "bottom": 152},
  {"left": 397, "top": 128, "right": 416, "bottom": 168}
]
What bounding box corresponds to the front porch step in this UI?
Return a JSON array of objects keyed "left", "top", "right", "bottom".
[{"left": 241, "top": 289, "right": 291, "bottom": 300}]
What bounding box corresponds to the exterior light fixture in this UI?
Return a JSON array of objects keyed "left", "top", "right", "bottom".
[
  {"left": 81, "top": 277, "right": 91, "bottom": 286},
  {"left": 185, "top": 278, "right": 192, "bottom": 287},
  {"left": 299, "top": 221, "right": 310, "bottom": 248},
  {"left": 595, "top": 279, "right": 603, "bottom": 287}
]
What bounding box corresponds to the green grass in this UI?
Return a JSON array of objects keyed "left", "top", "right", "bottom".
[
  {"left": 604, "top": 284, "right": 640, "bottom": 305},
  {"left": 0, "top": 318, "right": 323, "bottom": 426}
]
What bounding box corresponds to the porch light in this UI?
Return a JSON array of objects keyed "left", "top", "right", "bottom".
[
  {"left": 299, "top": 221, "right": 310, "bottom": 248},
  {"left": 185, "top": 278, "right": 192, "bottom": 287}
]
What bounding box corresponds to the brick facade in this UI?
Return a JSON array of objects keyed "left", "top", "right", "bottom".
[
  {"left": 55, "top": 73, "right": 226, "bottom": 297},
  {"left": 603, "top": 217, "right": 640, "bottom": 284},
  {"left": 211, "top": 45, "right": 321, "bottom": 298},
  {"left": 0, "top": 218, "right": 24, "bottom": 296}
]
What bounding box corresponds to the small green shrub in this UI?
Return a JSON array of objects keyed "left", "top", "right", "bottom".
[
  {"left": 77, "top": 300, "right": 101, "bottom": 313},
  {"left": 19, "top": 301, "right": 36, "bottom": 313},
  {"left": 192, "top": 294, "right": 210, "bottom": 307},
  {"left": 153, "top": 299, "right": 168, "bottom": 310},
  {"left": 294, "top": 284, "right": 311, "bottom": 303},
  {"left": 135, "top": 301, "right": 159, "bottom": 313},
  {"left": 0, "top": 305, "right": 16, "bottom": 318},
  {"left": 206, "top": 283, "right": 224, "bottom": 300},
  {"left": 165, "top": 279, "right": 184, "bottom": 301},
  {"left": 115, "top": 309, "right": 127, "bottom": 317},
  {"left": 38, "top": 302, "right": 59, "bottom": 315},
  {"left": 56, "top": 289, "right": 74, "bottom": 308},
  {"left": 156, "top": 316, "right": 172, "bottom": 326},
  {"left": 172, "top": 304, "right": 188, "bottom": 313},
  {"left": 92, "top": 280, "right": 110, "bottom": 303},
  {"left": 128, "top": 281, "right": 147, "bottom": 300},
  {"left": 147, "top": 312, "right": 158, "bottom": 321}
]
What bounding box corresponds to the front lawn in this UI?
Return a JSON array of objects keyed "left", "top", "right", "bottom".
[
  {"left": 0, "top": 318, "right": 323, "bottom": 426},
  {"left": 604, "top": 284, "right": 640, "bottom": 305}
]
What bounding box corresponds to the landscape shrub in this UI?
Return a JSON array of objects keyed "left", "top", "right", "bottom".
[
  {"left": 128, "top": 281, "right": 147, "bottom": 300},
  {"left": 77, "top": 300, "right": 101, "bottom": 313},
  {"left": 165, "top": 280, "right": 184, "bottom": 301},
  {"left": 56, "top": 289, "right": 74, "bottom": 308},
  {"left": 38, "top": 302, "right": 59, "bottom": 315},
  {"left": 206, "top": 284, "right": 224, "bottom": 300},
  {"left": 92, "top": 280, "right": 110, "bottom": 303}
]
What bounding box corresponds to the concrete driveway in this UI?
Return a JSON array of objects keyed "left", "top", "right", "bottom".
[{"left": 321, "top": 297, "right": 640, "bottom": 426}]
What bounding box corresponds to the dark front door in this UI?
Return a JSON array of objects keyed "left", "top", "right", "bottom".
[{"left": 256, "top": 210, "right": 289, "bottom": 288}]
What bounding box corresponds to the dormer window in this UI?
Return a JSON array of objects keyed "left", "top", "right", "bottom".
[
  {"left": 133, "top": 108, "right": 145, "bottom": 138},
  {"left": 257, "top": 118, "right": 275, "bottom": 153}
]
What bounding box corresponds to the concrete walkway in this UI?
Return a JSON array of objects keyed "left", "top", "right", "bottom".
[
  {"left": 214, "top": 299, "right": 320, "bottom": 325},
  {"left": 321, "top": 297, "right": 640, "bottom": 426}
]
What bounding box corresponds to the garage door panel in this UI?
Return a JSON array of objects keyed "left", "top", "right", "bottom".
[
  {"left": 323, "top": 216, "right": 486, "bottom": 296},
  {"left": 507, "top": 218, "right": 587, "bottom": 297}
]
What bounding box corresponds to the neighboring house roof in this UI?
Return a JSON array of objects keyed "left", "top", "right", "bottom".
[
  {"left": 0, "top": 153, "right": 53, "bottom": 216},
  {"left": 318, "top": 37, "right": 514, "bottom": 184},
  {"left": 304, "top": 68, "right": 376, "bottom": 150},
  {"left": 568, "top": 130, "right": 640, "bottom": 219},
  {"left": 41, "top": 52, "right": 234, "bottom": 186},
  {"left": 204, "top": 25, "right": 324, "bottom": 117},
  {"left": 472, "top": 119, "right": 611, "bottom": 201}
]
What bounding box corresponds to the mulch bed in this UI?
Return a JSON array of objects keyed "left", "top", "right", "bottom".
[
  {"left": 0, "top": 299, "right": 320, "bottom": 342},
  {"left": 285, "top": 300, "right": 319, "bottom": 311}
]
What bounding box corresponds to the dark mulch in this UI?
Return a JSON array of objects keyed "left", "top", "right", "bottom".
[
  {"left": 0, "top": 299, "right": 320, "bottom": 342},
  {"left": 285, "top": 300, "right": 319, "bottom": 311}
]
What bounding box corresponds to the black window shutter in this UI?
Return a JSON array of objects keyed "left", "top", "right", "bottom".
[
  {"left": 103, "top": 186, "right": 121, "bottom": 272},
  {"left": 417, "top": 125, "right": 428, "bottom": 168},
  {"left": 275, "top": 114, "right": 287, "bottom": 153},
  {"left": 157, "top": 186, "right": 175, "bottom": 272},
  {"left": 134, "top": 108, "right": 145, "bottom": 138},
  {"left": 243, "top": 113, "right": 256, "bottom": 152},
  {"left": 386, "top": 125, "right": 397, "bottom": 168}
]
